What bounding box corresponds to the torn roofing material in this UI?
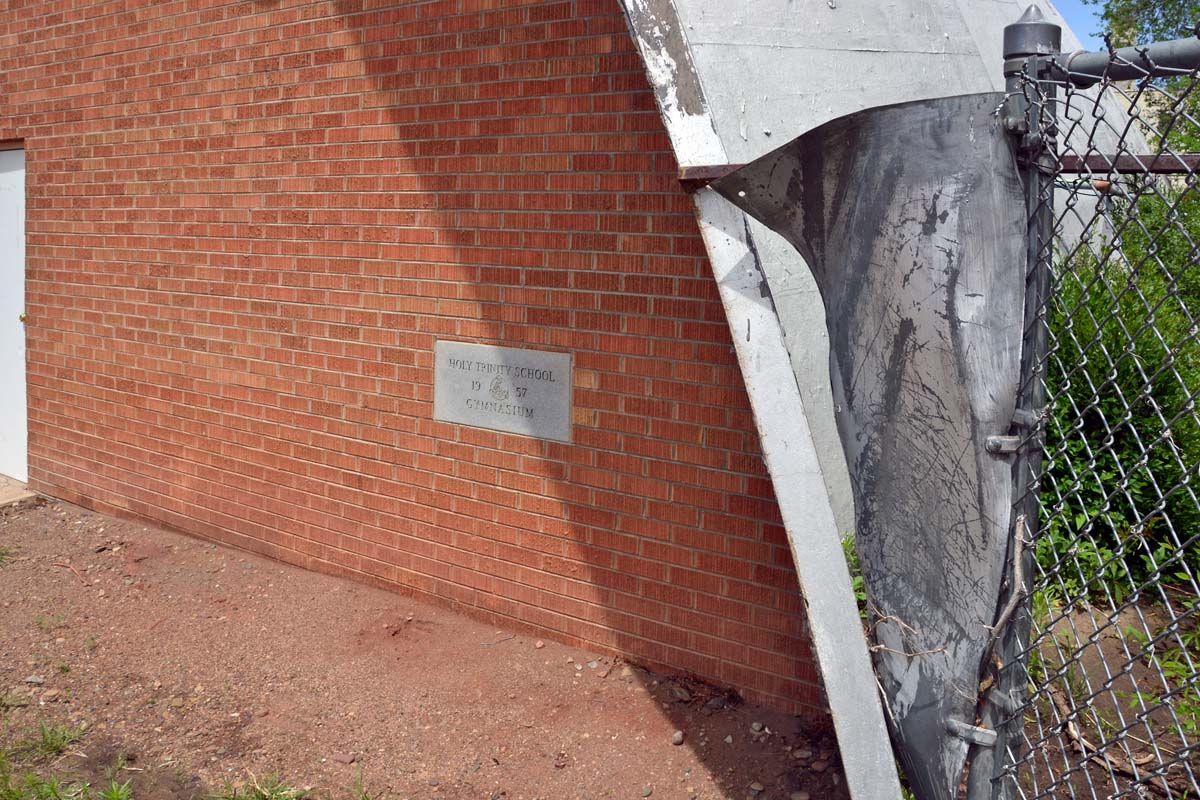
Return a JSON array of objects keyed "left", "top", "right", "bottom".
[{"left": 711, "top": 93, "right": 1026, "bottom": 800}]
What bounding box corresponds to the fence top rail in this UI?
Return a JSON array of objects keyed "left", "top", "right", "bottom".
[
  {"left": 1002, "top": 6, "right": 1200, "bottom": 86},
  {"left": 1042, "top": 35, "right": 1200, "bottom": 87}
]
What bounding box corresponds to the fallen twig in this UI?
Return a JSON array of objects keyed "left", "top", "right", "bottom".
[
  {"left": 869, "top": 643, "right": 947, "bottom": 658},
  {"left": 1047, "top": 683, "right": 1192, "bottom": 795},
  {"left": 983, "top": 514, "right": 1028, "bottom": 662},
  {"left": 480, "top": 634, "right": 515, "bottom": 646},
  {"left": 52, "top": 562, "right": 88, "bottom": 585}
]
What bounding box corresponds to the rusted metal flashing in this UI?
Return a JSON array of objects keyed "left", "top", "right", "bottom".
[{"left": 677, "top": 164, "right": 744, "bottom": 192}]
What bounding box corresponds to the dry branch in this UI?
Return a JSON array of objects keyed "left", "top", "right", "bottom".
[{"left": 1047, "top": 683, "right": 1194, "bottom": 796}]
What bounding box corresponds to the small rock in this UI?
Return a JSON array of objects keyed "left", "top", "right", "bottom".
[
  {"left": 42, "top": 689, "right": 61, "bottom": 701},
  {"left": 704, "top": 697, "right": 724, "bottom": 710},
  {"left": 790, "top": 793, "right": 810, "bottom": 800},
  {"left": 23, "top": 676, "right": 44, "bottom": 685},
  {"left": 641, "top": 786, "right": 653, "bottom": 798},
  {"left": 670, "top": 686, "right": 691, "bottom": 702},
  {"left": 427, "top": 779, "right": 439, "bottom": 787},
  {"left": 586, "top": 660, "right": 598, "bottom": 669},
  {"left": 792, "top": 748, "right": 813, "bottom": 760},
  {"left": 810, "top": 760, "right": 829, "bottom": 773},
  {"left": 169, "top": 697, "right": 184, "bottom": 708},
  {"left": 620, "top": 666, "right": 634, "bottom": 678},
  {"left": 535, "top": 640, "right": 545, "bottom": 649},
  {"left": 749, "top": 782, "right": 764, "bottom": 795},
  {"left": 723, "top": 735, "right": 733, "bottom": 745},
  {"left": 332, "top": 753, "right": 356, "bottom": 765},
  {"left": 750, "top": 722, "right": 764, "bottom": 733},
  {"left": 671, "top": 730, "right": 685, "bottom": 746},
  {"left": 574, "top": 664, "right": 583, "bottom": 671}
]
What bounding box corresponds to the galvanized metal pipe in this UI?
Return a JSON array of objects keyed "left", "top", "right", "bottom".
[
  {"left": 1051, "top": 35, "right": 1200, "bottom": 86},
  {"left": 964, "top": 8, "right": 1063, "bottom": 800}
]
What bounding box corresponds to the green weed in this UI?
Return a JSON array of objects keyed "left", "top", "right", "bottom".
[
  {"left": 101, "top": 756, "right": 126, "bottom": 783},
  {"left": 95, "top": 779, "right": 129, "bottom": 800},
  {"left": 15, "top": 723, "right": 84, "bottom": 761},
  {"left": 840, "top": 535, "right": 868, "bottom": 622},
  {"left": 0, "top": 756, "right": 88, "bottom": 800},
  {"left": 212, "top": 774, "right": 308, "bottom": 800},
  {"left": 347, "top": 771, "right": 381, "bottom": 800}
]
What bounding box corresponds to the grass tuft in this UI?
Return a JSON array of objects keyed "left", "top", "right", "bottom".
[
  {"left": 95, "top": 779, "right": 129, "bottom": 800},
  {"left": 0, "top": 756, "right": 89, "bottom": 800},
  {"left": 212, "top": 774, "right": 309, "bottom": 800},
  {"left": 347, "top": 771, "right": 381, "bottom": 800},
  {"left": 14, "top": 723, "right": 85, "bottom": 762}
]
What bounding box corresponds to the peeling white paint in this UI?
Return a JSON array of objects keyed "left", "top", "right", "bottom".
[
  {"left": 618, "top": 2, "right": 903, "bottom": 798},
  {"left": 617, "top": 1, "right": 1127, "bottom": 798},
  {"left": 623, "top": 0, "right": 725, "bottom": 166}
]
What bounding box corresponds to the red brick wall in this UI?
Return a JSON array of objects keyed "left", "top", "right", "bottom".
[{"left": 0, "top": 0, "right": 820, "bottom": 711}]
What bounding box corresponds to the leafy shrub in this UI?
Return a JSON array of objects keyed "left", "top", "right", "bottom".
[{"left": 1039, "top": 180, "right": 1200, "bottom": 599}]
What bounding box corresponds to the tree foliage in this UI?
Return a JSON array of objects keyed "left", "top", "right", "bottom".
[
  {"left": 1039, "top": 0, "right": 1200, "bottom": 597},
  {"left": 1082, "top": 0, "right": 1200, "bottom": 46}
]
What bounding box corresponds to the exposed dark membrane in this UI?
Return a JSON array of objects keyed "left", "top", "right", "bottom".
[{"left": 711, "top": 93, "right": 1026, "bottom": 800}]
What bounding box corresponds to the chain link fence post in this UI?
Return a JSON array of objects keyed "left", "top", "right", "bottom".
[
  {"left": 965, "top": 8, "right": 1062, "bottom": 800},
  {"left": 988, "top": 6, "right": 1200, "bottom": 797}
]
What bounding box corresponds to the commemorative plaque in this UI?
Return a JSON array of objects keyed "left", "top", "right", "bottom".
[{"left": 433, "top": 341, "right": 572, "bottom": 442}]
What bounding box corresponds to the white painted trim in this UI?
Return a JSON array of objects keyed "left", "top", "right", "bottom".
[
  {"left": 0, "top": 146, "right": 28, "bottom": 484},
  {"left": 617, "top": 3, "right": 903, "bottom": 797}
]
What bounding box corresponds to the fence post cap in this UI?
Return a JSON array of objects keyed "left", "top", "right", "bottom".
[{"left": 1003, "top": 5, "right": 1062, "bottom": 59}]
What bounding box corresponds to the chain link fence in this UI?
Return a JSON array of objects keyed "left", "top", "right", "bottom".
[{"left": 994, "top": 19, "right": 1200, "bottom": 800}]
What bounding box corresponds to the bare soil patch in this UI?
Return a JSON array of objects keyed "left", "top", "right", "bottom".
[{"left": 1, "top": 497, "right": 845, "bottom": 800}]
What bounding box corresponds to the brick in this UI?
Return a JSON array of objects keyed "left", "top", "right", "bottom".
[{"left": 3, "top": 0, "right": 820, "bottom": 717}]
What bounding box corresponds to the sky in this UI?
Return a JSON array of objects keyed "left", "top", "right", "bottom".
[{"left": 1051, "top": 0, "right": 1108, "bottom": 50}]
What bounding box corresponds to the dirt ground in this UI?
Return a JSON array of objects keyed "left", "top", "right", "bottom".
[{"left": 0, "top": 496, "right": 848, "bottom": 800}]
